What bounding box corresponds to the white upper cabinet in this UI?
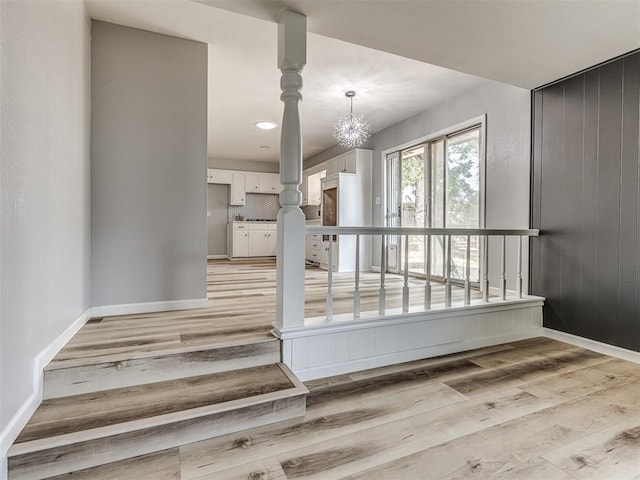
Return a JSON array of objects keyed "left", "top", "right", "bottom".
[
  {"left": 230, "top": 173, "right": 246, "bottom": 205},
  {"left": 325, "top": 150, "right": 358, "bottom": 176},
  {"left": 245, "top": 172, "right": 261, "bottom": 192},
  {"left": 207, "top": 169, "right": 281, "bottom": 204},
  {"left": 208, "top": 169, "right": 232, "bottom": 184},
  {"left": 266, "top": 173, "right": 282, "bottom": 194},
  {"left": 240, "top": 172, "right": 280, "bottom": 194}
]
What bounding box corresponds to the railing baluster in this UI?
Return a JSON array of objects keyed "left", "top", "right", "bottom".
[
  {"left": 327, "top": 238, "right": 333, "bottom": 320},
  {"left": 517, "top": 235, "right": 523, "bottom": 298},
  {"left": 354, "top": 234, "right": 361, "bottom": 318},
  {"left": 482, "top": 235, "right": 490, "bottom": 302},
  {"left": 500, "top": 235, "right": 507, "bottom": 300},
  {"left": 464, "top": 234, "right": 471, "bottom": 305},
  {"left": 379, "top": 234, "right": 386, "bottom": 315},
  {"left": 425, "top": 234, "right": 431, "bottom": 310},
  {"left": 403, "top": 234, "right": 409, "bottom": 313},
  {"left": 302, "top": 226, "right": 540, "bottom": 320},
  {"left": 445, "top": 234, "right": 452, "bottom": 307}
]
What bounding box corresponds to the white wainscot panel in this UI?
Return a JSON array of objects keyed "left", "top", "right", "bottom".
[
  {"left": 307, "top": 333, "right": 338, "bottom": 368},
  {"left": 278, "top": 299, "right": 544, "bottom": 381},
  {"left": 349, "top": 328, "right": 377, "bottom": 359},
  {"left": 290, "top": 337, "right": 308, "bottom": 371}
]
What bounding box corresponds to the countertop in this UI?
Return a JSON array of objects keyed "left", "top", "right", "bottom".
[{"left": 230, "top": 220, "right": 276, "bottom": 224}]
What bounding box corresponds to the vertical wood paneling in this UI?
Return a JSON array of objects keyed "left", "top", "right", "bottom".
[
  {"left": 538, "top": 83, "right": 565, "bottom": 329},
  {"left": 530, "top": 91, "right": 543, "bottom": 292},
  {"left": 620, "top": 52, "right": 640, "bottom": 350},
  {"left": 533, "top": 52, "right": 640, "bottom": 353},
  {"left": 561, "top": 75, "right": 585, "bottom": 334},
  {"left": 594, "top": 60, "right": 623, "bottom": 345},
  {"left": 579, "top": 70, "right": 600, "bottom": 341}
]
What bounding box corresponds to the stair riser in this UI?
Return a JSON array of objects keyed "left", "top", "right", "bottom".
[
  {"left": 43, "top": 342, "right": 280, "bottom": 399},
  {"left": 8, "top": 395, "right": 305, "bottom": 480}
]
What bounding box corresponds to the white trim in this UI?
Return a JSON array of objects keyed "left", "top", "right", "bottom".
[
  {"left": 207, "top": 254, "right": 227, "bottom": 260},
  {"left": 274, "top": 297, "right": 544, "bottom": 339},
  {"left": 380, "top": 114, "right": 487, "bottom": 229},
  {"left": 0, "top": 308, "right": 92, "bottom": 478},
  {"left": 543, "top": 328, "right": 640, "bottom": 365},
  {"left": 380, "top": 115, "right": 487, "bottom": 158},
  {"left": 91, "top": 298, "right": 209, "bottom": 318}
]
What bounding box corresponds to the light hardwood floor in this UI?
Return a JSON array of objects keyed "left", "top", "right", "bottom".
[
  {"left": 45, "top": 261, "right": 640, "bottom": 479},
  {"left": 48, "top": 337, "right": 640, "bottom": 479},
  {"left": 50, "top": 259, "right": 479, "bottom": 367}
]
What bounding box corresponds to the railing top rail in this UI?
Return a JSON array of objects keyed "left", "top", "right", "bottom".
[{"left": 305, "top": 226, "right": 539, "bottom": 236}]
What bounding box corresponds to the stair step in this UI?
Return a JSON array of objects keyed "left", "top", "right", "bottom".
[
  {"left": 43, "top": 337, "right": 280, "bottom": 399},
  {"left": 8, "top": 363, "right": 307, "bottom": 480}
]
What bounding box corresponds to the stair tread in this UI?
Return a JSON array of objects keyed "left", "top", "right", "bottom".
[
  {"left": 13, "top": 363, "right": 299, "bottom": 446},
  {"left": 45, "top": 334, "right": 278, "bottom": 370}
]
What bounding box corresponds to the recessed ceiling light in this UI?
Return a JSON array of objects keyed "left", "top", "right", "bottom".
[{"left": 256, "top": 121, "right": 277, "bottom": 130}]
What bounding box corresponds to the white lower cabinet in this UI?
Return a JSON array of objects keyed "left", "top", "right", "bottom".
[
  {"left": 229, "top": 223, "right": 276, "bottom": 258},
  {"left": 267, "top": 230, "right": 277, "bottom": 256},
  {"left": 249, "top": 225, "right": 277, "bottom": 256},
  {"left": 229, "top": 224, "right": 249, "bottom": 257},
  {"left": 305, "top": 233, "right": 323, "bottom": 264}
]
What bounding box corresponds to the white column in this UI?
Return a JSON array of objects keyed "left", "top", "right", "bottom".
[{"left": 276, "top": 11, "right": 307, "bottom": 331}]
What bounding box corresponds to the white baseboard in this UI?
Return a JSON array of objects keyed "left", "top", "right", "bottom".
[
  {"left": 0, "top": 307, "right": 92, "bottom": 478},
  {"left": 543, "top": 328, "right": 640, "bottom": 365},
  {"left": 91, "top": 298, "right": 209, "bottom": 317},
  {"left": 207, "top": 254, "right": 227, "bottom": 259}
]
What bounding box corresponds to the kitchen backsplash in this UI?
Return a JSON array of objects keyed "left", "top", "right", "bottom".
[{"left": 229, "top": 193, "right": 279, "bottom": 221}]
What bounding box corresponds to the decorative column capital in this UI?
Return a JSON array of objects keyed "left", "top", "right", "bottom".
[{"left": 278, "top": 11, "right": 306, "bottom": 72}]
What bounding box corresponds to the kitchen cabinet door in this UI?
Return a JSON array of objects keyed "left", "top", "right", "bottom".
[
  {"left": 230, "top": 173, "right": 246, "bottom": 205},
  {"left": 268, "top": 174, "right": 281, "bottom": 194},
  {"left": 210, "top": 169, "right": 233, "bottom": 184},
  {"left": 266, "top": 231, "right": 277, "bottom": 256},
  {"left": 343, "top": 151, "right": 357, "bottom": 173},
  {"left": 245, "top": 173, "right": 261, "bottom": 192},
  {"left": 248, "top": 230, "right": 268, "bottom": 256},
  {"left": 233, "top": 230, "right": 249, "bottom": 257}
]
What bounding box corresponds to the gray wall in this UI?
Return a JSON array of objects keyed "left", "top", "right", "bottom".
[
  {"left": 532, "top": 51, "right": 640, "bottom": 352},
  {"left": 0, "top": 0, "right": 91, "bottom": 456},
  {"left": 91, "top": 21, "right": 207, "bottom": 306},
  {"left": 207, "top": 184, "right": 229, "bottom": 256},
  {"left": 209, "top": 158, "right": 279, "bottom": 173},
  {"left": 369, "top": 82, "right": 531, "bottom": 286}
]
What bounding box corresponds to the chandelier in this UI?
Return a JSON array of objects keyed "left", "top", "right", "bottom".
[{"left": 332, "top": 90, "right": 370, "bottom": 148}]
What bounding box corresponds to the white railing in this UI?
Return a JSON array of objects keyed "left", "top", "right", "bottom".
[{"left": 305, "top": 226, "right": 539, "bottom": 321}]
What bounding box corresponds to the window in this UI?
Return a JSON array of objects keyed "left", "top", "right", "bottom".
[{"left": 385, "top": 121, "right": 484, "bottom": 282}]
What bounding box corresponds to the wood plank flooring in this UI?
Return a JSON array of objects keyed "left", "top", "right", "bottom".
[
  {"left": 48, "top": 336, "right": 640, "bottom": 479},
  {"left": 17, "top": 364, "right": 296, "bottom": 443},
  {"left": 49, "top": 259, "right": 478, "bottom": 368}
]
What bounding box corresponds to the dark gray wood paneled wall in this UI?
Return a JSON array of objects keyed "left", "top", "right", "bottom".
[{"left": 531, "top": 51, "right": 640, "bottom": 352}]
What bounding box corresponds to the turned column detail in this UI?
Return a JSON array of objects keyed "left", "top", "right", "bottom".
[{"left": 276, "top": 11, "right": 306, "bottom": 331}]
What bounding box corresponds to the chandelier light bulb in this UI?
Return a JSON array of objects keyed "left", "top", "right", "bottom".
[{"left": 332, "top": 91, "right": 370, "bottom": 148}]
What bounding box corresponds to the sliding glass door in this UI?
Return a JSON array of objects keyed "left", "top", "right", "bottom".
[{"left": 386, "top": 125, "right": 482, "bottom": 282}]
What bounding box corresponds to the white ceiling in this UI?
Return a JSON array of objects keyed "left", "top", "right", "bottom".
[
  {"left": 87, "top": 0, "right": 640, "bottom": 163},
  {"left": 201, "top": 0, "right": 640, "bottom": 89}
]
